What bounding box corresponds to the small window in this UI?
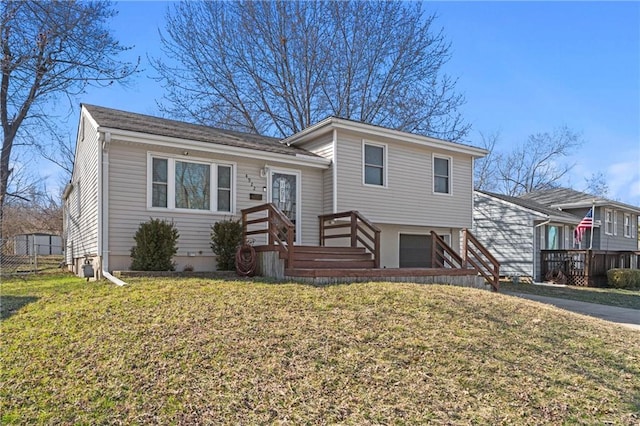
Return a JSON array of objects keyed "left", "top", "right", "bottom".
[
  {"left": 433, "top": 156, "right": 450, "bottom": 194},
  {"left": 605, "top": 209, "right": 614, "bottom": 235},
  {"left": 624, "top": 214, "right": 632, "bottom": 238},
  {"left": 152, "top": 158, "right": 168, "bottom": 208},
  {"left": 217, "top": 165, "right": 232, "bottom": 212},
  {"left": 363, "top": 143, "right": 385, "bottom": 186}
]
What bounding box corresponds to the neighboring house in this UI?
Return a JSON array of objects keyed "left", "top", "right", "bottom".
[
  {"left": 63, "top": 104, "right": 487, "bottom": 277},
  {"left": 473, "top": 191, "right": 580, "bottom": 280},
  {"left": 520, "top": 188, "right": 640, "bottom": 252}
]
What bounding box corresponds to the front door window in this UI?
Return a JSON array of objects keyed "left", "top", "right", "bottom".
[{"left": 270, "top": 171, "right": 299, "bottom": 243}]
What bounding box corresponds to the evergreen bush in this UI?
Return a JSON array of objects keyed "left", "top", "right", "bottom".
[
  {"left": 211, "top": 219, "right": 243, "bottom": 270},
  {"left": 607, "top": 269, "right": 640, "bottom": 289},
  {"left": 130, "top": 218, "right": 179, "bottom": 271}
]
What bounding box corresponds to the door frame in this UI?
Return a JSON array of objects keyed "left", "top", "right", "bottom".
[{"left": 267, "top": 167, "right": 302, "bottom": 244}]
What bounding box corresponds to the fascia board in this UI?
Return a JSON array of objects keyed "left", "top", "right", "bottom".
[
  {"left": 284, "top": 117, "right": 488, "bottom": 158},
  {"left": 551, "top": 200, "right": 640, "bottom": 214},
  {"left": 98, "top": 127, "right": 331, "bottom": 169}
]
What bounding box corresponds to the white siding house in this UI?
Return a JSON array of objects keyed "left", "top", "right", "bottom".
[
  {"left": 473, "top": 191, "right": 580, "bottom": 280},
  {"left": 64, "top": 105, "right": 487, "bottom": 277}
]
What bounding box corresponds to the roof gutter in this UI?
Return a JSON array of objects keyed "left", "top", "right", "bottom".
[{"left": 97, "top": 126, "right": 331, "bottom": 169}]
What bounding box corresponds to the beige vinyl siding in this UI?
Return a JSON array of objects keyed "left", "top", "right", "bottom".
[
  {"left": 107, "top": 141, "right": 323, "bottom": 271},
  {"left": 473, "top": 192, "right": 544, "bottom": 278},
  {"left": 66, "top": 115, "right": 100, "bottom": 264},
  {"left": 297, "top": 134, "right": 334, "bottom": 214},
  {"left": 334, "top": 129, "right": 473, "bottom": 228}
]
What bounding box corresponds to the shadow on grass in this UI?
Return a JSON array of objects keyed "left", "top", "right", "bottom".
[{"left": 1, "top": 295, "right": 39, "bottom": 320}]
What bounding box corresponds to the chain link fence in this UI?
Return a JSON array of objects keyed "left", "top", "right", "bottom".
[{"left": 1, "top": 238, "right": 64, "bottom": 276}]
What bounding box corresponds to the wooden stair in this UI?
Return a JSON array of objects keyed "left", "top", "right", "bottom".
[{"left": 285, "top": 246, "right": 375, "bottom": 270}]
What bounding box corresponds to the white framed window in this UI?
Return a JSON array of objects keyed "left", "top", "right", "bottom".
[
  {"left": 433, "top": 154, "right": 451, "bottom": 194},
  {"left": 148, "top": 153, "right": 234, "bottom": 213},
  {"left": 362, "top": 141, "right": 387, "bottom": 187},
  {"left": 605, "top": 209, "right": 614, "bottom": 235},
  {"left": 623, "top": 214, "right": 632, "bottom": 238}
]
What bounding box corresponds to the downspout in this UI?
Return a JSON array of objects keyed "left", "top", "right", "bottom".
[
  {"left": 533, "top": 218, "right": 551, "bottom": 282},
  {"left": 99, "top": 131, "right": 127, "bottom": 286},
  {"left": 332, "top": 128, "right": 338, "bottom": 214}
]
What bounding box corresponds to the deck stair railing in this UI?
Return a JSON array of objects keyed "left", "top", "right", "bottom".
[
  {"left": 318, "top": 211, "right": 381, "bottom": 268},
  {"left": 241, "top": 203, "right": 295, "bottom": 268},
  {"left": 461, "top": 229, "right": 500, "bottom": 292},
  {"left": 430, "top": 231, "right": 464, "bottom": 269}
]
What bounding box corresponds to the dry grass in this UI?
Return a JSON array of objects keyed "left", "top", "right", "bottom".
[{"left": 1, "top": 274, "right": 639, "bottom": 424}]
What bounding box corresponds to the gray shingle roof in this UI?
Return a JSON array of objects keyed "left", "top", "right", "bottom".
[
  {"left": 477, "top": 190, "right": 580, "bottom": 222},
  {"left": 520, "top": 187, "right": 640, "bottom": 212},
  {"left": 82, "top": 104, "right": 320, "bottom": 158}
]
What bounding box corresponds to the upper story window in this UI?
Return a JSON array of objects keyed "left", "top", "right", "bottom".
[
  {"left": 149, "top": 154, "right": 234, "bottom": 213},
  {"left": 623, "top": 214, "right": 632, "bottom": 238},
  {"left": 604, "top": 209, "right": 617, "bottom": 235},
  {"left": 433, "top": 155, "right": 451, "bottom": 194},
  {"left": 363, "top": 142, "right": 386, "bottom": 186}
]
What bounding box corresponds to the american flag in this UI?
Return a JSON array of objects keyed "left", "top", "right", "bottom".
[{"left": 574, "top": 208, "right": 593, "bottom": 245}]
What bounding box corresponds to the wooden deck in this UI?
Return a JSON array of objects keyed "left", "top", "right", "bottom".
[{"left": 243, "top": 203, "right": 500, "bottom": 291}]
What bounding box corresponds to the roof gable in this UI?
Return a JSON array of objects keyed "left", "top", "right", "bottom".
[
  {"left": 476, "top": 190, "right": 580, "bottom": 223},
  {"left": 281, "top": 116, "right": 488, "bottom": 158}
]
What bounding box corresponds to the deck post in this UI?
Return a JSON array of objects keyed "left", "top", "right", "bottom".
[
  {"left": 374, "top": 229, "right": 380, "bottom": 269},
  {"left": 350, "top": 212, "right": 357, "bottom": 248},
  {"left": 319, "top": 216, "right": 325, "bottom": 247},
  {"left": 461, "top": 229, "right": 468, "bottom": 268}
]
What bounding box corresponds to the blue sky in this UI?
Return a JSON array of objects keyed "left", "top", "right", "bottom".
[{"left": 45, "top": 1, "right": 639, "bottom": 206}]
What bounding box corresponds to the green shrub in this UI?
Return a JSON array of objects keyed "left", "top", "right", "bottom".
[
  {"left": 607, "top": 269, "right": 640, "bottom": 289},
  {"left": 211, "top": 219, "right": 243, "bottom": 270},
  {"left": 130, "top": 218, "right": 179, "bottom": 271}
]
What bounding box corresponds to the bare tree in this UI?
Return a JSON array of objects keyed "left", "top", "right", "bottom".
[
  {"left": 485, "top": 127, "right": 581, "bottom": 196},
  {"left": 153, "top": 1, "right": 469, "bottom": 141},
  {"left": 473, "top": 130, "right": 501, "bottom": 191},
  {"left": 583, "top": 171, "right": 610, "bottom": 198},
  {"left": 1, "top": 0, "right": 137, "bottom": 241},
  {"left": 472, "top": 126, "right": 582, "bottom": 196}
]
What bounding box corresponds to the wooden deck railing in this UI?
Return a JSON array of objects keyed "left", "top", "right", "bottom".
[
  {"left": 541, "top": 250, "right": 640, "bottom": 287},
  {"left": 319, "top": 211, "right": 381, "bottom": 268},
  {"left": 430, "top": 231, "right": 464, "bottom": 269},
  {"left": 241, "top": 203, "right": 295, "bottom": 268},
  {"left": 461, "top": 229, "right": 500, "bottom": 292}
]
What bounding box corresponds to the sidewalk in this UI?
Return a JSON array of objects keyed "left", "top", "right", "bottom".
[{"left": 503, "top": 292, "right": 640, "bottom": 331}]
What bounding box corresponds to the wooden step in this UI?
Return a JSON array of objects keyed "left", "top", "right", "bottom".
[
  {"left": 291, "top": 259, "right": 375, "bottom": 269},
  {"left": 293, "top": 246, "right": 367, "bottom": 254},
  {"left": 292, "top": 251, "right": 373, "bottom": 261}
]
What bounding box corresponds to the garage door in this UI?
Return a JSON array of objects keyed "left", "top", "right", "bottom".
[{"left": 399, "top": 234, "right": 432, "bottom": 267}]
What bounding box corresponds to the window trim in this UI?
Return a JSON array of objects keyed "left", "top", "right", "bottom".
[
  {"left": 432, "top": 154, "right": 453, "bottom": 195},
  {"left": 146, "top": 152, "right": 236, "bottom": 214},
  {"left": 604, "top": 208, "right": 614, "bottom": 235},
  {"left": 623, "top": 213, "right": 632, "bottom": 238},
  {"left": 362, "top": 140, "right": 388, "bottom": 188}
]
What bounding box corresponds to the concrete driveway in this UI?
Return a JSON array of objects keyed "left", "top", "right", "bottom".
[{"left": 504, "top": 292, "right": 640, "bottom": 331}]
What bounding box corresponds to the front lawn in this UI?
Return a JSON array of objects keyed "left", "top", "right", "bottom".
[
  {"left": 2, "top": 274, "right": 639, "bottom": 424},
  {"left": 501, "top": 281, "right": 640, "bottom": 310}
]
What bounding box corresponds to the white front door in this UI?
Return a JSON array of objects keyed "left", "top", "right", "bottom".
[{"left": 268, "top": 169, "right": 301, "bottom": 244}]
